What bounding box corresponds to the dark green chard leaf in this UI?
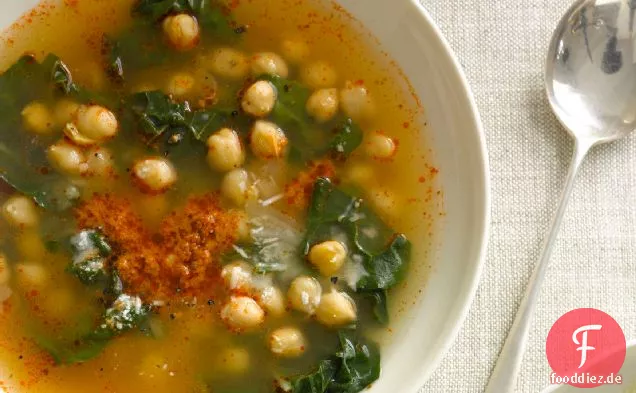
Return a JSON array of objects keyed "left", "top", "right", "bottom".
[
  {"left": 285, "top": 331, "right": 380, "bottom": 393},
  {"left": 258, "top": 75, "right": 363, "bottom": 161},
  {"left": 367, "top": 290, "right": 389, "bottom": 326},
  {"left": 43, "top": 294, "right": 150, "bottom": 364},
  {"left": 328, "top": 331, "right": 381, "bottom": 393},
  {"left": 128, "top": 90, "right": 190, "bottom": 138},
  {"left": 105, "top": 22, "right": 169, "bottom": 80},
  {"left": 330, "top": 119, "right": 363, "bottom": 157},
  {"left": 126, "top": 90, "right": 235, "bottom": 146},
  {"left": 354, "top": 235, "right": 410, "bottom": 291},
  {"left": 67, "top": 229, "right": 112, "bottom": 285},
  {"left": 289, "top": 359, "right": 339, "bottom": 393},
  {"left": 303, "top": 178, "right": 411, "bottom": 292},
  {"left": 188, "top": 107, "right": 234, "bottom": 141}
]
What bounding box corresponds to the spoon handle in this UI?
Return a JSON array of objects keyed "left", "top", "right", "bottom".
[{"left": 485, "top": 139, "right": 594, "bottom": 393}]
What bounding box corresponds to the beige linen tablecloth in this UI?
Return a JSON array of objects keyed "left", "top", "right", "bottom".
[{"left": 419, "top": 1, "right": 636, "bottom": 392}]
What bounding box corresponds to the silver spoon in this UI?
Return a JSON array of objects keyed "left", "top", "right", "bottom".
[{"left": 486, "top": 0, "right": 636, "bottom": 391}]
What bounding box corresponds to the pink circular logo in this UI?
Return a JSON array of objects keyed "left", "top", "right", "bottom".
[{"left": 546, "top": 308, "right": 626, "bottom": 388}]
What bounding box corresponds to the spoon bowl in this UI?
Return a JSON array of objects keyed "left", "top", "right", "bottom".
[{"left": 547, "top": 0, "right": 636, "bottom": 143}]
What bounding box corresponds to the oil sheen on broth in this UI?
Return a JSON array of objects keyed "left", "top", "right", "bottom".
[{"left": 0, "top": 1, "right": 440, "bottom": 392}]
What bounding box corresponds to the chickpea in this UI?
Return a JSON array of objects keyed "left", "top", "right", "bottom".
[
  {"left": 251, "top": 52, "right": 289, "bottom": 78},
  {"left": 132, "top": 157, "right": 178, "bottom": 194},
  {"left": 14, "top": 263, "right": 48, "bottom": 288},
  {"left": 306, "top": 88, "right": 339, "bottom": 123},
  {"left": 0, "top": 254, "right": 10, "bottom": 285},
  {"left": 366, "top": 132, "right": 396, "bottom": 159},
  {"left": 21, "top": 101, "right": 55, "bottom": 135},
  {"left": 221, "top": 261, "right": 253, "bottom": 291},
  {"left": 86, "top": 147, "right": 115, "bottom": 177},
  {"left": 2, "top": 195, "right": 38, "bottom": 228},
  {"left": 165, "top": 72, "right": 195, "bottom": 99},
  {"left": 221, "top": 168, "right": 255, "bottom": 206},
  {"left": 63, "top": 122, "right": 96, "bottom": 146},
  {"left": 206, "top": 128, "right": 245, "bottom": 172},
  {"left": 54, "top": 99, "right": 80, "bottom": 126},
  {"left": 221, "top": 296, "right": 265, "bottom": 332},
  {"left": 280, "top": 38, "right": 310, "bottom": 64},
  {"left": 162, "top": 14, "right": 200, "bottom": 51},
  {"left": 47, "top": 140, "right": 87, "bottom": 176},
  {"left": 76, "top": 105, "right": 119, "bottom": 143},
  {"left": 315, "top": 291, "right": 357, "bottom": 327},
  {"left": 308, "top": 241, "right": 347, "bottom": 277},
  {"left": 250, "top": 121, "right": 288, "bottom": 160},
  {"left": 340, "top": 81, "right": 375, "bottom": 122},
  {"left": 301, "top": 61, "right": 337, "bottom": 89},
  {"left": 218, "top": 347, "right": 250, "bottom": 374},
  {"left": 242, "top": 81, "right": 277, "bottom": 118},
  {"left": 258, "top": 286, "right": 286, "bottom": 317},
  {"left": 268, "top": 327, "right": 306, "bottom": 358},
  {"left": 287, "top": 276, "right": 322, "bottom": 315},
  {"left": 209, "top": 48, "right": 249, "bottom": 80}
]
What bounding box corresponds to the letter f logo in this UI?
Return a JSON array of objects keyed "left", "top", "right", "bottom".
[{"left": 572, "top": 324, "right": 603, "bottom": 369}]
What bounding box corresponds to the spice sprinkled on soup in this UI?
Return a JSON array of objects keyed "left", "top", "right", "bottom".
[{"left": 0, "top": 0, "right": 440, "bottom": 392}]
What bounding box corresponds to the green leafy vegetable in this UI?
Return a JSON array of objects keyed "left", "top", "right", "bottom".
[
  {"left": 43, "top": 294, "right": 150, "bottom": 364},
  {"left": 289, "top": 359, "right": 339, "bottom": 393},
  {"left": 329, "top": 119, "right": 363, "bottom": 157},
  {"left": 286, "top": 331, "right": 380, "bottom": 393},
  {"left": 126, "top": 90, "right": 233, "bottom": 144},
  {"left": 303, "top": 178, "right": 411, "bottom": 292},
  {"left": 67, "top": 230, "right": 112, "bottom": 285},
  {"left": 367, "top": 290, "right": 389, "bottom": 326},
  {"left": 258, "top": 75, "right": 363, "bottom": 160},
  {"left": 43, "top": 231, "right": 151, "bottom": 364},
  {"left": 129, "top": 90, "right": 189, "bottom": 138}
]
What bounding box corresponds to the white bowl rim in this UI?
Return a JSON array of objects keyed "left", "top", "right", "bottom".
[{"left": 402, "top": 0, "right": 491, "bottom": 387}]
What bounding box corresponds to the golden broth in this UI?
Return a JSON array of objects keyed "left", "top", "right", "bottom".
[{"left": 0, "top": 1, "right": 441, "bottom": 392}]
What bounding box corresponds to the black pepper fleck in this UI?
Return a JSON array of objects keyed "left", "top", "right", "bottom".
[{"left": 330, "top": 277, "right": 338, "bottom": 284}]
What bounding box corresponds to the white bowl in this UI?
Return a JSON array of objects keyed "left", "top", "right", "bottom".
[
  {"left": 0, "top": 0, "right": 489, "bottom": 391},
  {"left": 540, "top": 340, "right": 636, "bottom": 393}
]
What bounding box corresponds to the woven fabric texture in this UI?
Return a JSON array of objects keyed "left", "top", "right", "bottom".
[{"left": 419, "top": 1, "right": 636, "bottom": 392}]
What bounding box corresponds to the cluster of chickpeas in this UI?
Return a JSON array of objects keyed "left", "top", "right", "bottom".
[
  {"left": 218, "top": 239, "right": 353, "bottom": 359},
  {"left": 160, "top": 12, "right": 399, "bottom": 203},
  {"left": 20, "top": 12, "right": 399, "bottom": 201}
]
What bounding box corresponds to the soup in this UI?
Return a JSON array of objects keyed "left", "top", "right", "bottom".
[{"left": 0, "top": 1, "right": 440, "bottom": 392}]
